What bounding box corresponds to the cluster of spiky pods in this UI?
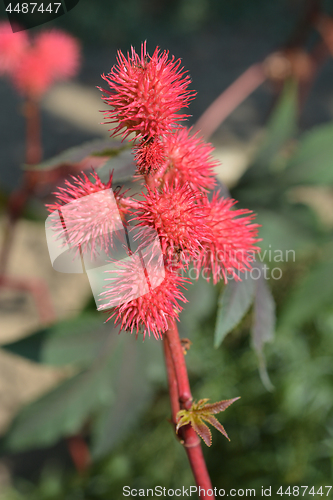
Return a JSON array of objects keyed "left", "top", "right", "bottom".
[{"left": 48, "top": 42, "right": 260, "bottom": 341}]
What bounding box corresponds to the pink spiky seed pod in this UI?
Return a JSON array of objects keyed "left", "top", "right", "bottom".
[
  {"left": 194, "top": 193, "right": 261, "bottom": 284},
  {"left": 133, "top": 181, "right": 210, "bottom": 265},
  {"left": 0, "top": 21, "right": 28, "bottom": 76},
  {"left": 34, "top": 29, "right": 80, "bottom": 80},
  {"left": 100, "top": 254, "right": 189, "bottom": 339},
  {"left": 99, "top": 42, "right": 195, "bottom": 140},
  {"left": 162, "top": 127, "right": 218, "bottom": 192},
  {"left": 134, "top": 137, "right": 165, "bottom": 175},
  {"left": 46, "top": 171, "right": 128, "bottom": 259}
]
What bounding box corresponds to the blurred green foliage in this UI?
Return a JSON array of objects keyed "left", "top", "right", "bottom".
[
  {"left": 2, "top": 286, "right": 333, "bottom": 498},
  {"left": 49, "top": 0, "right": 333, "bottom": 46}
]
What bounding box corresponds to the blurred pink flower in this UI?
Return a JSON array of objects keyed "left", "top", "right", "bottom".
[
  {"left": 35, "top": 29, "right": 80, "bottom": 80},
  {"left": 0, "top": 21, "right": 28, "bottom": 75},
  {"left": 13, "top": 46, "right": 53, "bottom": 97},
  {"left": 0, "top": 23, "right": 80, "bottom": 98}
]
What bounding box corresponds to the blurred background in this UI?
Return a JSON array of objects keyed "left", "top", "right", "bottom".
[{"left": 1, "top": 0, "right": 333, "bottom": 498}]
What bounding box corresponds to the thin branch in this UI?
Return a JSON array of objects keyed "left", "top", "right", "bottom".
[
  {"left": 25, "top": 97, "right": 42, "bottom": 166},
  {"left": 163, "top": 335, "right": 180, "bottom": 424},
  {"left": 192, "top": 63, "right": 266, "bottom": 141},
  {"left": 0, "top": 98, "right": 42, "bottom": 276},
  {"left": 284, "top": 0, "right": 322, "bottom": 49},
  {"left": 165, "top": 319, "right": 192, "bottom": 409},
  {"left": 164, "top": 320, "right": 215, "bottom": 500}
]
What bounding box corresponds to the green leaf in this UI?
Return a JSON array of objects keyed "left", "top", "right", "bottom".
[
  {"left": 279, "top": 258, "right": 333, "bottom": 331},
  {"left": 251, "top": 263, "right": 276, "bottom": 391},
  {"left": 25, "top": 139, "right": 126, "bottom": 171},
  {"left": 176, "top": 398, "right": 240, "bottom": 446},
  {"left": 190, "top": 415, "right": 212, "bottom": 446},
  {"left": 232, "top": 182, "right": 282, "bottom": 209},
  {"left": 256, "top": 209, "right": 315, "bottom": 255},
  {"left": 180, "top": 274, "right": 217, "bottom": 335},
  {"left": 3, "top": 338, "right": 123, "bottom": 452},
  {"left": 1, "top": 314, "right": 115, "bottom": 367},
  {"left": 213, "top": 261, "right": 276, "bottom": 389},
  {"left": 91, "top": 335, "right": 165, "bottom": 459},
  {"left": 214, "top": 274, "right": 255, "bottom": 348},
  {"left": 233, "top": 83, "right": 298, "bottom": 212},
  {"left": 3, "top": 330, "right": 165, "bottom": 455},
  {"left": 241, "top": 80, "right": 298, "bottom": 184},
  {"left": 256, "top": 80, "right": 298, "bottom": 165},
  {"left": 285, "top": 122, "right": 333, "bottom": 185},
  {"left": 97, "top": 149, "right": 136, "bottom": 184},
  {"left": 252, "top": 267, "right": 275, "bottom": 351}
]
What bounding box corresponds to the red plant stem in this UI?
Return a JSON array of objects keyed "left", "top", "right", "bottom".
[
  {"left": 165, "top": 319, "right": 192, "bottom": 409},
  {"left": 120, "top": 197, "right": 141, "bottom": 210},
  {"left": 66, "top": 435, "right": 91, "bottom": 474},
  {"left": 25, "top": 97, "right": 42, "bottom": 166},
  {"left": 163, "top": 334, "right": 180, "bottom": 423},
  {"left": 164, "top": 320, "right": 215, "bottom": 500},
  {"left": 0, "top": 97, "right": 55, "bottom": 324},
  {"left": 192, "top": 63, "right": 266, "bottom": 140},
  {"left": 183, "top": 426, "right": 215, "bottom": 499},
  {"left": 144, "top": 173, "right": 156, "bottom": 190},
  {"left": 0, "top": 97, "right": 42, "bottom": 276}
]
